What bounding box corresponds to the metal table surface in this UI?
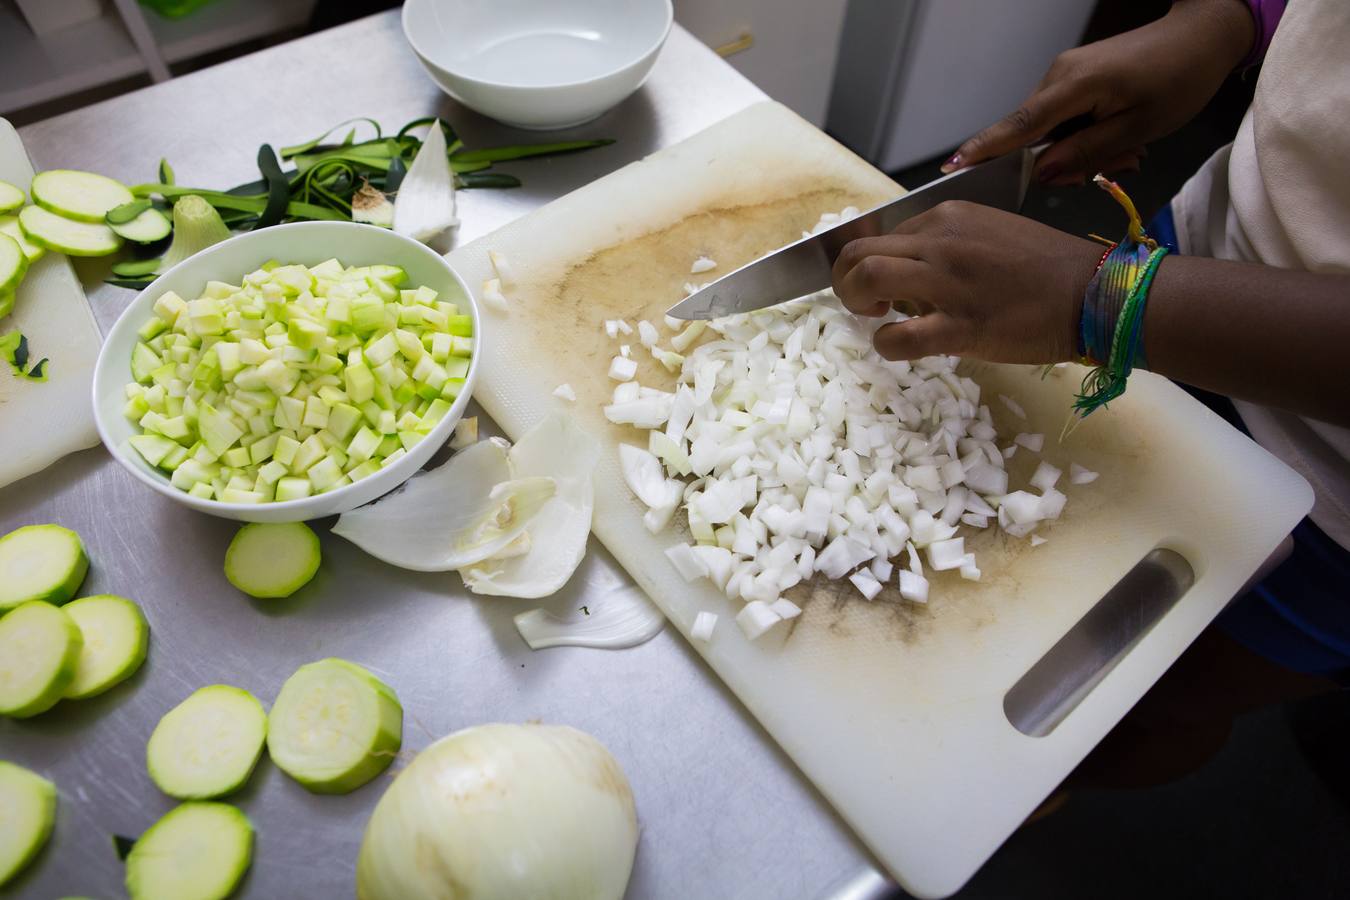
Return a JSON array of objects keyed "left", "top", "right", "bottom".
[{"left": 1, "top": 12, "right": 895, "bottom": 900}]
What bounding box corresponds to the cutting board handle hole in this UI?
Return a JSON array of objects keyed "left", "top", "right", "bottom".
[{"left": 1003, "top": 547, "right": 1196, "bottom": 738}]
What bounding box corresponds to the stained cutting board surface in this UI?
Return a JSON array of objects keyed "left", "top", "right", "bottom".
[
  {"left": 0, "top": 119, "right": 102, "bottom": 489},
  {"left": 447, "top": 102, "right": 1311, "bottom": 897}
]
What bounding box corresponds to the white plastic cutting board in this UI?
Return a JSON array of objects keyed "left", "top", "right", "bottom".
[
  {"left": 446, "top": 102, "right": 1313, "bottom": 897},
  {"left": 0, "top": 118, "right": 102, "bottom": 489}
]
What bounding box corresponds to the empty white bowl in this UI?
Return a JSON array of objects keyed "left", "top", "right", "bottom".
[
  {"left": 402, "top": 0, "right": 673, "bottom": 130},
  {"left": 92, "top": 221, "right": 481, "bottom": 523}
]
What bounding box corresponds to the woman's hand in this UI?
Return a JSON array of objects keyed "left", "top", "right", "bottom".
[
  {"left": 832, "top": 201, "right": 1104, "bottom": 364},
  {"left": 944, "top": 0, "right": 1254, "bottom": 185}
]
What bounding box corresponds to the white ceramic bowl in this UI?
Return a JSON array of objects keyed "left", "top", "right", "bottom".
[
  {"left": 92, "top": 221, "right": 481, "bottom": 524},
  {"left": 402, "top": 0, "right": 672, "bottom": 130}
]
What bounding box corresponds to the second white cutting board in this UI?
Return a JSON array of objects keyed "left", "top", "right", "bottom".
[
  {"left": 0, "top": 118, "right": 102, "bottom": 489},
  {"left": 447, "top": 102, "right": 1311, "bottom": 896}
]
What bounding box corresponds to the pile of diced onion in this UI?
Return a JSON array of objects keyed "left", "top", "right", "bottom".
[{"left": 600, "top": 212, "right": 1098, "bottom": 642}]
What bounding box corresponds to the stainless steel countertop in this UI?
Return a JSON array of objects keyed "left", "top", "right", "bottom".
[{"left": 2, "top": 12, "right": 895, "bottom": 900}]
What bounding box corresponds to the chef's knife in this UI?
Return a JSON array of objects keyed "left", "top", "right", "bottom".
[{"left": 666, "top": 147, "right": 1037, "bottom": 320}]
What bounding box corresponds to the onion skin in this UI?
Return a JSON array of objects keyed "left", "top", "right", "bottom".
[{"left": 356, "top": 723, "right": 638, "bottom": 900}]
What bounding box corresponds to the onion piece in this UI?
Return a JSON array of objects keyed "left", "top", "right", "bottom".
[
  {"left": 332, "top": 440, "right": 552, "bottom": 571},
  {"left": 392, "top": 119, "right": 457, "bottom": 242},
  {"left": 553, "top": 383, "right": 577, "bottom": 402},
  {"left": 999, "top": 394, "right": 1027, "bottom": 419},
  {"left": 459, "top": 414, "right": 599, "bottom": 598},
  {"left": 691, "top": 611, "right": 717, "bottom": 641},
  {"left": 1069, "top": 462, "right": 1100, "bottom": 484},
  {"left": 1029, "top": 460, "right": 1061, "bottom": 491},
  {"left": 488, "top": 250, "right": 514, "bottom": 288},
  {"left": 690, "top": 256, "right": 717, "bottom": 274},
  {"left": 735, "top": 600, "right": 781, "bottom": 640},
  {"left": 513, "top": 569, "right": 663, "bottom": 650},
  {"left": 480, "top": 278, "right": 508, "bottom": 313},
  {"left": 449, "top": 416, "right": 478, "bottom": 450},
  {"left": 898, "top": 570, "right": 929, "bottom": 603},
  {"left": 1014, "top": 432, "right": 1044, "bottom": 452}
]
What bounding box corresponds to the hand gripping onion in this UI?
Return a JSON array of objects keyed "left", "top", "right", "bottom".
[{"left": 356, "top": 723, "right": 638, "bottom": 900}]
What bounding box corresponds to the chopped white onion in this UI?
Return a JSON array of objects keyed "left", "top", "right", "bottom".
[
  {"left": 487, "top": 250, "right": 514, "bottom": 288},
  {"left": 848, "top": 569, "right": 882, "bottom": 600},
  {"left": 591, "top": 208, "right": 1097, "bottom": 643},
  {"left": 449, "top": 416, "right": 478, "bottom": 451},
  {"left": 691, "top": 611, "right": 717, "bottom": 641},
  {"left": 898, "top": 570, "right": 929, "bottom": 603},
  {"left": 735, "top": 600, "right": 781, "bottom": 640},
  {"left": 637, "top": 320, "right": 659, "bottom": 347},
  {"left": 480, "top": 278, "right": 508, "bottom": 313},
  {"left": 1028, "top": 460, "right": 1061, "bottom": 492},
  {"left": 608, "top": 356, "right": 637, "bottom": 382},
  {"left": 615, "top": 319, "right": 633, "bottom": 336},
  {"left": 999, "top": 394, "right": 1027, "bottom": 419},
  {"left": 553, "top": 383, "right": 577, "bottom": 402},
  {"left": 690, "top": 256, "right": 717, "bottom": 274},
  {"left": 1069, "top": 462, "right": 1100, "bottom": 484},
  {"left": 1030, "top": 534, "right": 1048, "bottom": 547}
]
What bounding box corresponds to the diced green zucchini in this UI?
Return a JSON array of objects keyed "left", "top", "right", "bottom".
[
  {"left": 223, "top": 522, "right": 320, "bottom": 598},
  {"left": 0, "top": 761, "right": 56, "bottom": 887},
  {"left": 62, "top": 594, "right": 149, "bottom": 699},
  {"left": 31, "top": 170, "right": 134, "bottom": 222},
  {"left": 124, "top": 802, "right": 253, "bottom": 900},
  {"left": 0, "top": 524, "right": 89, "bottom": 610},
  {"left": 0, "top": 601, "right": 83, "bottom": 717},
  {"left": 147, "top": 685, "right": 266, "bottom": 799},
  {"left": 267, "top": 658, "right": 402, "bottom": 794}
]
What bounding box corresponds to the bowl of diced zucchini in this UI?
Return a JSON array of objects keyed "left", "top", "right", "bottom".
[{"left": 92, "top": 221, "right": 481, "bottom": 522}]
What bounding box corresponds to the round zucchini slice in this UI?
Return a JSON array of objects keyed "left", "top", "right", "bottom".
[
  {"left": 30, "top": 170, "right": 134, "bottom": 223},
  {"left": 19, "top": 205, "right": 122, "bottom": 257}
]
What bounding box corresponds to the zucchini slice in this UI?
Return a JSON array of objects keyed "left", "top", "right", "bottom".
[
  {"left": 109, "top": 207, "right": 172, "bottom": 244},
  {"left": 0, "top": 762, "right": 56, "bottom": 887},
  {"left": 0, "top": 180, "right": 24, "bottom": 215},
  {"left": 0, "top": 214, "right": 45, "bottom": 263},
  {"left": 62, "top": 594, "right": 150, "bottom": 699},
  {"left": 223, "top": 522, "right": 320, "bottom": 599},
  {"left": 267, "top": 658, "right": 402, "bottom": 794},
  {"left": 0, "top": 233, "right": 27, "bottom": 295},
  {"left": 31, "top": 169, "right": 134, "bottom": 223},
  {"left": 124, "top": 802, "right": 253, "bottom": 900},
  {"left": 146, "top": 685, "right": 267, "bottom": 799},
  {"left": 0, "top": 524, "right": 90, "bottom": 610},
  {"left": 18, "top": 205, "right": 122, "bottom": 257},
  {"left": 0, "top": 601, "right": 83, "bottom": 717}
]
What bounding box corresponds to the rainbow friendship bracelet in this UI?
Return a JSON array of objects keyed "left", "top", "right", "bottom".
[{"left": 1072, "top": 175, "right": 1168, "bottom": 421}]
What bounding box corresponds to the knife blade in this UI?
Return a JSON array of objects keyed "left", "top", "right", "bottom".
[{"left": 666, "top": 147, "right": 1036, "bottom": 320}]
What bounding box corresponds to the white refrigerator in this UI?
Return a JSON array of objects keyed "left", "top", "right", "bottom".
[{"left": 826, "top": 0, "right": 1097, "bottom": 171}]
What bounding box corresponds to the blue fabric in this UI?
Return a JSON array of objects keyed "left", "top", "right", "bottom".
[
  {"left": 1152, "top": 203, "right": 1349, "bottom": 684},
  {"left": 1149, "top": 203, "right": 1180, "bottom": 255}
]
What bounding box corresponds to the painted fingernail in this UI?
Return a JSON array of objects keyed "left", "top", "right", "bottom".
[
  {"left": 1036, "top": 162, "right": 1062, "bottom": 184},
  {"left": 939, "top": 152, "right": 962, "bottom": 174}
]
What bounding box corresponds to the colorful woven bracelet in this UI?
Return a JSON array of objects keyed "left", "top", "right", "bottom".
[{"left": 1072, "top": 175, "right": 1165, "bottom": 420}]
